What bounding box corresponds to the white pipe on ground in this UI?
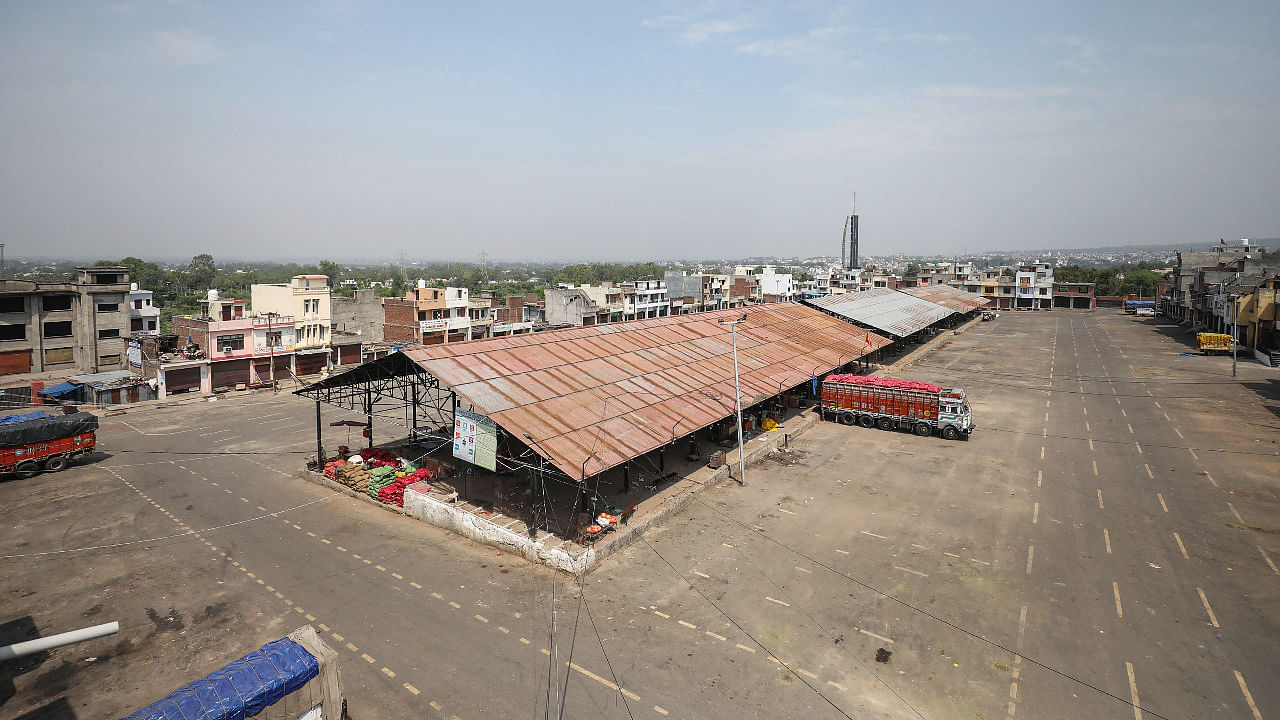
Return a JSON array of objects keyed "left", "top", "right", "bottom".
[{"left": 0, "top": 621, "right": 119, "bottom": 661}]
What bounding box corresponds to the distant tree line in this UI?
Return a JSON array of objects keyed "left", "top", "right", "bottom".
[{"left": 1054, "top": 262, "right": 1163, "bottom": 297}]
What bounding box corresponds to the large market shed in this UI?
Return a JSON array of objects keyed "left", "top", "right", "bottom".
[
  {"left": 298, "top": 303, "right": 891, "bottom": 482},
  {"left": 802, "top": 288, "right": 955, "bottom": 339},
  {"left": 898, "top": 284, "right": 992, "bottom": 313}
]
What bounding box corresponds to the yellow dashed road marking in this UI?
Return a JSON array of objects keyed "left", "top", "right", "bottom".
[
  {"left": 475, "top": 614, "right": 489, "bottom": 623},
  {"left": 1234, "top": 670, "right": 1263, "bottom": 720},
  {"left": 391, "top": 572, "right": 403, "bottom": 579},
  {"left": 1157, "top": 493, "right": 1168, "bottom": 513},
  {"left": 332, "top": 632, "right": 344, "bottom": 642},
  {"left": 694, "top": 570, "right": 711, "bottom": 578},
  {"left": 704, "top": 630, "right": 726, "bottom": 641},
  {"left": 361, "top": 653, "right": 375, "bottom": 664},
  {"left": 895, "top": 565, "right": 928, "bottom": 577},
  {"left": 1197, "top": 588, "right": 1220, "bottom": 628},
  {"left": 1173, "top": 533, "right": 1189, "bottom": 559},
  {"left": 1126, "top": 662, "right": 1142, "bottom": 720},
  {"left": 1259, "top": 547, "right": 1279, "bottom": 574},
  {"left": 765, "top": 596, "right": 790, "bottom": 607},
  {"left": 381, "top": 667, "right": 396, "bottom": 678},
  {"left": 737, "top": 643, "right": 756, "bottom": 653},
  {"left": 403, "top": 683, "right": 420, "bottom": 696},
  {"left": 858, "top": 628, "right": 893, "bottom": 644},
  {"left": 449, "top": 601, "right": 461, "bottom": 609},
  {"left": 346, "top": 642, "right": 358, "bottom": 652},
  {"left": 860, "top": 530, "right": 886, "bottom": 539},
  {"left": 1227, "top": 502, "right": 1245, "bottom": 524},
  {"left": 1113, "top": 582, "right": 1124, "bottom": 618},
  {"left": 1104, "top": 529, "right": 1112, "bottom": 554},
  {"left": 654, "top": 610, "right": 670, "bottom": 619},
  {"left": 677, "top": 620, "right": 697, "bottom": 629},
  {"left": 654, "top": 706, "right": 669, "bottom": 716},
  {"left": 827, "top": 680, "right": 847, "bottom": 691}
]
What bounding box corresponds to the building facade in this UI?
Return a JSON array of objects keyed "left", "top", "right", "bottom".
[
  {"left": 0, "top": 266, "right": 131, "bottom": 377},
  {"left": 129, "top": 283, "right": 160, "bottom": 334},
  {"left": 251, "top": 275, "right": 332, "bottom": 375}
]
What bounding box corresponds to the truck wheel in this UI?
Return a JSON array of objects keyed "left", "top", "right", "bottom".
[
  {"left": 44, "top": 456, "right": 68, "bottom": 472},
  {"left": 839, "top": 413, "right": 856, "bottom": 425},
  {"left": 14, "top": 461, "right": 39, "bottom": 479},
  {"left": 876, "top": 417, "right": 893, "bottom": 431},
  {"left": 942, "top": 426, "right": 961, "bottom": 440},
  {"left": 915, "top": 423, "right": 932, "bottom": 437},
  {"left": 858, "top": 415, "right": 875, "bottom": 428}
]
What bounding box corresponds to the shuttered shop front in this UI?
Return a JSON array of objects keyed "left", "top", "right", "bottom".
[
  {"left": 0, "top": 349, "right": 31, "bottom": 375},
  {"left": 165, "top": 366, "right": 201, "bottom": 393},
  {"left": 294, "top": 352, "right": 326, "bottom": 376},
  {"left": 210, "top": 359, "right": 250, "bottom": 389}
]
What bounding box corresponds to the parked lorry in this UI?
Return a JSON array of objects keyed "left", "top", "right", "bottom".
[
  {"left": 1124, "top": 299, "right": 1156, "bottom": 314},
  {"left": 0, "top": 411, "right": 98, "bottom": 479},
  {"left": 821, "top": 374, "right": 974, "bottom": 440},
  {"left": 1196, "top": 332, "right": 1233, "bottom": 355}
]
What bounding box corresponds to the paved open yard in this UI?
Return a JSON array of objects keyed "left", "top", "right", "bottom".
[{"left": 1, "top": 308, "right": 1276, "bottom": 719}]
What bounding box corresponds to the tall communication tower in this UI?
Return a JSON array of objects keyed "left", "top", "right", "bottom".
[{"left": 841, "top": 193, "right": 860, "bottom": 270}]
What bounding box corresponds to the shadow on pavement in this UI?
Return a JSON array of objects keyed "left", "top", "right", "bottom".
[{"left": 0, "top": 616, "right": 48, "bottom": 709}]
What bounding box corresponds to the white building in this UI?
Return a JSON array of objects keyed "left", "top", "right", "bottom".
[
  {"left": 129, "top": 282, "right": 160, "bottom": 334},
  {"left": 624, "top": 280, "right": 668, "bottom": 319}
]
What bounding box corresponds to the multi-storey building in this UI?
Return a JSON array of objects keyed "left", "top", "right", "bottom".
[
  {"left": 384, "top": 284, "right": 475, "bottom": 344},
  {"left": 623, "top": 280, "right": 668, "bottom": 319},
  {"left": 251, "top": 275, "right": 332, "bottom": 375},
  {"left": 168, "top": 291, "right": 297, "bottom": 394},
  {"left": 129, "top": 283, "right": 160, "bottom": 334},
  {"left": 0, "top": 266, "right": 131, "bottom": 378}
]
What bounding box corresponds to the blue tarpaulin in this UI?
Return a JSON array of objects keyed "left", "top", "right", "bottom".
[
  {"left": 37, "top": 381, "right": 81, "bottom": 398},
  {"left": 122, "top": 637, "right": 318, "bottom": 720},
  {"left": 0, "top": 411, "right": 51, "bottom": 425}
]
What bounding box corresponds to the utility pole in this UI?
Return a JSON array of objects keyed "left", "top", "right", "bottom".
[
  {"left": 267, "top": 311, "right": 278, "bottom": 391},
  {"left": 719, "top": 314, "right": 748, "bottom": 486},
  {"left": 1231, "top": 294, "right": 1239, "bottom": 378}
]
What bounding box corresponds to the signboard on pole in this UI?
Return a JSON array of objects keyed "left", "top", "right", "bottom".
[{"left": 453, "top": 409, "right": 497, "bottom": 472}]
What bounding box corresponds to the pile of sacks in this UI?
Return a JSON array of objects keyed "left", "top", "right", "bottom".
[{"left": 320, "top": 450, "right": 457, "bottom": 507}]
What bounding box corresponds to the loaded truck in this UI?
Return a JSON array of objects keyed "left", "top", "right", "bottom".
[
  {"left": 1196, "top": 332, "right": 1233, "bottom": 355},
  {"left": 0, "top": 411, "right": 98, "bottom": 479},
  {"left": 1123, "top": 299, "right": 1155, "bottom": 314},
  {"left": 822, "top": 374, "right": 973, "bottom": 440}
]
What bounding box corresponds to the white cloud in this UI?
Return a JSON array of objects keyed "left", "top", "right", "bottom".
[
  {"left": 872, "top": 29, "right": 967, "bottom": 44},
  {"left": 1042, "top": 33, "right": 1102, "bottom": 74},
  {"left": 736, "top": 25, "right": 853, "bottom": 59},
  {"left": 150, "top": 27, "right": 216, "bottom": 65},
  {"left": 920, "top": 85, "right": 1112, "bottom": 100}
]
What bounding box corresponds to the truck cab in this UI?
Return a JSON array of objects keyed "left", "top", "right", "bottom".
[{"left": 938, "top": 390, "right": 974, "bottom": 439}]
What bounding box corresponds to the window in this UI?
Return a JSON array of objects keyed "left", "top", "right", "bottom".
[
  {"left": 266, "top": 331, "right": 282, "bottom": 347},
  {"left": 97, "top": 303, "right": 119, "bottom": 313},
  {"left": 98, "top": 354, "right": 121, "bottom": 366},
  {"left": 98, "top": 328, "right": 121, "bottom": 339},
  {"left": 0, "top": 297, "right": 24, "bottom": 314},
  {"left": 217, "top": 334, "right": 245, "bottom": 351},
  {"left": 44, "top": 347, "right": 74, "bottom": 364},
  {"left": 319, "top": 326, "right": 325, "bottom": 340},
  {"left": 44, "top": 321, "right": 73, "bottom": 338},
  {"left": 42, "top": 296, "right": 73, "bottom": 312},
  {"left": 134, "top": 299, "right": 144, "bottom": 309},
  {"left": 92, "top": 273, "right": 121, "bottom": 284},
  {"left": 0, "top": 325, "right": 24, "bottom": 341}
]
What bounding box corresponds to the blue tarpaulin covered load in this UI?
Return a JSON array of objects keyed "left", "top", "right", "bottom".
[
  {"left": 37, "top": 381, "right": 81, "bottom": 398},
  {"left": 123, "top": 637, "right": 319, "bottom": 720},
  {"left": 0, "top": 411, "right": 52, "bottom": 425}
]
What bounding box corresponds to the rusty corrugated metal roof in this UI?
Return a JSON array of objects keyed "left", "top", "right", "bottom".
[
  {"left": 802, "top": 288, "right": 954, "bottom": 338},
  {"left": 404, "top": 304, "right": 891, "bottom": 480},
  {"left": 898, "top": 284, "right": 992, "bottom": 312}
]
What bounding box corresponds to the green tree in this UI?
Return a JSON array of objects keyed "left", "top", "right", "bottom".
[
  {"left": 189, "top": 254, "right": 216, "bottom": 289},
  {"left": 904, "top": 262, "right": 920, "bottom": 277},
  {"left": 1001, "top": 268, "right": 1015, "bottom": 277},
  {"left": 319, "top": 260, "right": 341, "bottom": 286}
]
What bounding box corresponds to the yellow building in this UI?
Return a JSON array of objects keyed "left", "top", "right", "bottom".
[{"left": 251, "top": 275, "right": 332, "bottom": 375}]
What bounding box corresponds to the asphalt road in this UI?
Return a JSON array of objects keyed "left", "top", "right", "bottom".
[{"left": 1, "top": 309, "right": 1275, "bottom": 720}]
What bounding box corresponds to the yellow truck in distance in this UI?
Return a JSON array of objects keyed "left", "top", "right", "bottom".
[{"left": 1196, "top": 332, "right": 1233, "bottom": 355}]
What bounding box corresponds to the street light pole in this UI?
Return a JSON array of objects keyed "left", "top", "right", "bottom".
[{"left": 719, "top": 314, "right": 748, "bottom": 486}]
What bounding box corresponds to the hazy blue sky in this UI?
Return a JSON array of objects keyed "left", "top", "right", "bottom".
[{"left": 2, "top": 2, "right": 1277, "bottom": 262}]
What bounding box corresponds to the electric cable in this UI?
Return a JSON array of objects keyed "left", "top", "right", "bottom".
[
  {"left": 640, "top": 535, "right": 857, "bottom": 720},
  {"left": 681, "top": 495, "right": 1176, "bottom": 720}
]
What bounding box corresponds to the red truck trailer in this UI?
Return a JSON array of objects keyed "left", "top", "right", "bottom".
[
  {"left": 821, "top": 374, "right": 973, "bottom": 440},
  {"left": 0, "top": 411, "right": 98, "bottom": 479}
]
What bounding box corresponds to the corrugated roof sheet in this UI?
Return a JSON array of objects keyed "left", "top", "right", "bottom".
[
  {"left": 802, "top": 288, "right": 954, "bottom": 338},
  {"left": 898, "top": 284, "right": 992, "bottom": 312},
  {"left": 405, "top": 304, "right": 891, "bottom": 480}
]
